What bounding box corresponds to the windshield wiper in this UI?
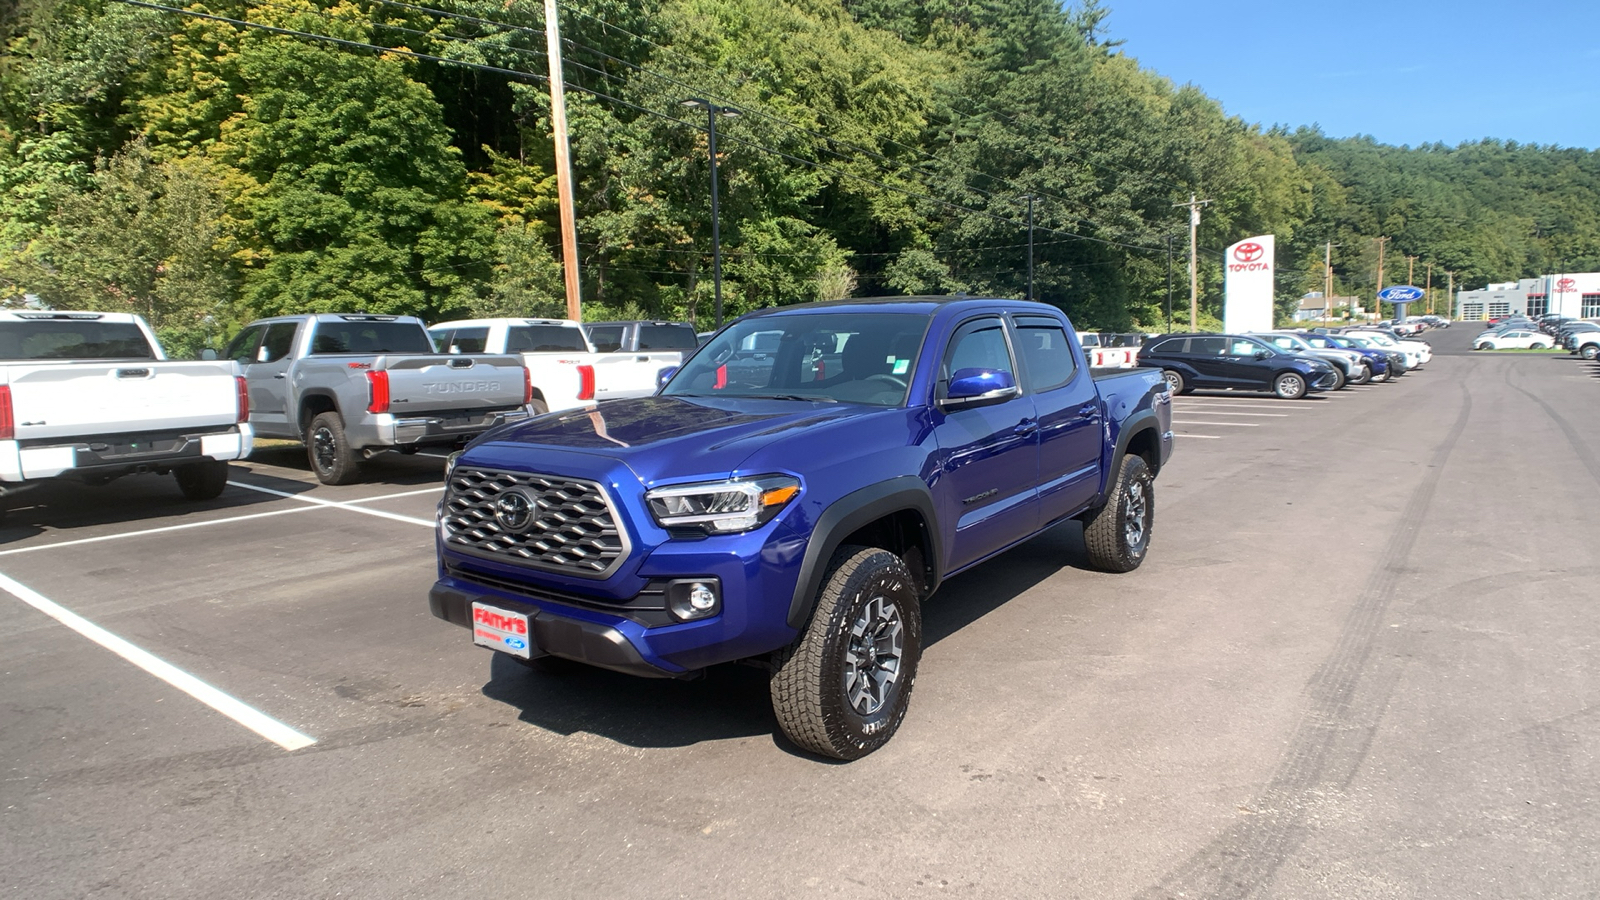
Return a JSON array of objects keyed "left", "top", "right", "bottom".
[{"left": 743, "top": 393, "right": 838, "bottom": 403}]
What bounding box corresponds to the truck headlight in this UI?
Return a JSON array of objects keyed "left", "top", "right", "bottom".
[{"left": 646, "top": 475, "right": 800, "bottom": 534}]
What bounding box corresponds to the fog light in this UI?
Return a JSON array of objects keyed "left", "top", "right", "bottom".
[{"left": 666, "top": 578, "right": 721, "bottom": 621}]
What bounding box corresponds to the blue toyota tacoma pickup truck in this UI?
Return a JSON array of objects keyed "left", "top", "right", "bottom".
[{"left": 430, "top": 297, "right": 1173, "bottom": 759}]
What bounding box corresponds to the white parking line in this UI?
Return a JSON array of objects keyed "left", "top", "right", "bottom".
[
  {"left": 0, "top": 486, "right": 441, "bottom": 557},
  {"left": 0, "top": 506, "right": 320, "bottom": 557},
  {"left": 227, "top": 481, "right": 435, "bottom": 528},
  {"left": 0, "top": 571, "right": 317, "bottom": 751},
  {"left": 1170, "top": 410, "right": 1288, "bottom": 417},
  {"left": 1175, "top": 433, "right": 1223, "bottom": 439},
  {"left": 1171, "top": 419, "right": 1260, "bottom": 426}
]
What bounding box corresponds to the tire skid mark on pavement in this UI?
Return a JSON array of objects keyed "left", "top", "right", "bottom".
[
  {"left": 1503, "top": 365, "right": 1600, "bottom": 495},
  {"left": 1137, "top": 362, "right": 1477, "bottom": 900},
  {"left": 0, "top": 571, "right": 317, "bottom": 751}
]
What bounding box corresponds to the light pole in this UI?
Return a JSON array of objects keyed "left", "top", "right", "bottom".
[
  {"left": 1165, "top": 234, "right": 1175, "bottom": 333},
  {"left": 681, "top": 98, "right": 740, "bottom": 328}
]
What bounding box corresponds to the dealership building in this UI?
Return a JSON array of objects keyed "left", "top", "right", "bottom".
[{"left": 1456, "top": 273, "right": 1600, "bottom": 321}]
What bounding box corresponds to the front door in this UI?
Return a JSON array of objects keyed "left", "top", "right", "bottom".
[
  {"left": 932, "top": 316, "right": 1041, "bottom": 572},
  {"left": 234, "top": 322, "right": 300, "bottom": 437}
]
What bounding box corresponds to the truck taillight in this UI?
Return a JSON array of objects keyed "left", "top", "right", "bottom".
[
  {"left": 577, "top": 364, "right": 595, "bottom": 402},
  {"left": 522, "top": 366, "right": 533, "bottom": 405},
  {"left": 235, "top": 375, "right": 250, "bottom": 424},
  {"left": 0, "top": 385, "right": 12, "bottom": 441},
  {"left": 366, "top": 370, "right": 390, "bottom": 414}
]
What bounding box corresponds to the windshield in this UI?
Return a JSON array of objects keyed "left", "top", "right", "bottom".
[
  {"left": 662, "top": 312, "right": 930, "bottom": 407},
  {"left": 0, "top": 320, "right": 156, "bottom": 360},
  {"left": 1354, "top": 332, "right": 1396, "bottom": 347},
  {"left": 638, "top": 323, "right": 699, "bottom": 351},
  {"left": 309, "top": 321, "right": 433, "bottom": 354}
]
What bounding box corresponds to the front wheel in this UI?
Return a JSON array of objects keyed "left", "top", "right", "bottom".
[
  {"left": 1350, "top": 362, "right": 1372, "bottom": 385},
  {"left": 1274, "top": 372, "right": 1308, "bottom": 400},
  {"left": 1081, "top": 453, "right": 1154, "bottom": 573},
  {"left": 174, "top": 459, "right": 230, "bottom": 500},
  {"left": 771, "top": 546, "right": 921, "bottom": 760},
  {"left": 1582, "top": 344, "right": 1600, "bottom": 360},
  {"left": 307, "top": 411, "right": 363, "bottom": 485},
  {"left": 1161, "top": 369, "right": 1185, "bottom": 395},
  {"left": 1328, "top": 365, "right": 1348, "bottom": 391},
  {"left": 1531, "top": 343, "right": 1548, "bottom": 350},
  {"left": 1476, "top": 342, "right": 1492, "bottom": 351}
]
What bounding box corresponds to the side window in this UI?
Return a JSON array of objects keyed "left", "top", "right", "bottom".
[
  {"left": 1229, "top": 338, "right": 1264, "bottom": 356},
  {"left": 942, "top": 317, "right": 1016, "bottom": 386},
  {"left": 1267, "top": 336, "right": 1295, "bottom": 351},
  {"left": 445, "top": 327, "right": 488, "bottom": 353},
  {"left": 1013, "top": 316, "right": 1077, "bottom": 392},
  {"left": 429, "top": 328, "right": 453, "bottom": 353},
  {"left": 588, "top": 326, "right": 624, "bottom": 352},
  {"left": 225, "top": 325, "right": 265, "bottom": 364},
  {"left": 1147, "top": 338, "right": 1186, "bottom": 354},
  {"left": 258, "top": 322, "right": 299, "bottom": 363},
  {"left": 1189, "top": 337, "right": 1226, "bottom": 356}
]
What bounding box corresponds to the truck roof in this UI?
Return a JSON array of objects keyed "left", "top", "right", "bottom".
[
  {"left": 429, "top": 318, "right": 583, "bottom": 329},
  {"left": 248, "top": 313, "right": 426, "bottom": 325},
  {"left": 739, "top": 295, "right": 1067, "bottom": 319},
  {"left": 0, "top": 310, "right": 147, "bottom": 325}
]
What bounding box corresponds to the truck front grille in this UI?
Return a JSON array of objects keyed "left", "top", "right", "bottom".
[{"left": 442, "top": 467, "right": 627, "bottom": 577}]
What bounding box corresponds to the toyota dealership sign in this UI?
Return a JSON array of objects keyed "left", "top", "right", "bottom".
[{"left": 1224, "top": 234, "right": 1275, "bottom": 333}]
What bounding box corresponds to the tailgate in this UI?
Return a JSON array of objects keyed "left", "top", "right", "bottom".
[
  {"left": 592, "top": 352, "right": 680, "bottom": 400},
  {"left": 382, "top": 354, "right": 527, "bottom": 413},
  {"left": 5, "top": 362, "right": 239, "bottom": 442}
]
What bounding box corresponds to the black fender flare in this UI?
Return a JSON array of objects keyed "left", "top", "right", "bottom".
[
  {"left": 297, "top": 390, "right": 342, "bottom": 434},
  {"left": 785, "top": 476, "right": 941, "bottom": 630}
]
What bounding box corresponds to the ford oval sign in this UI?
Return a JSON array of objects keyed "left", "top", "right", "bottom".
[{"left": 1377, "top": 285, "right": 1424, "bottom": 303}]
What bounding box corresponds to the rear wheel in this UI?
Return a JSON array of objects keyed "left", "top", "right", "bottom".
[
  {"left": 1273, "top": 372, "right": 1308, "bottom": 400},
  {"left": 1476, "top": 342, "right": 1493, "bottom": 351},
  {"left": 307, "top": 411, "right": 363, "bottom": 485},
  {"left": 174, "top": 459, "right": 229, "bottom": 501},
  {"left": 771, "top": 546, "right": 921, "bottom": 760},
  {"left": 1531, "top": 343, "right": 1548, "bottom": 350},
  {"left": 1160, "top": 369, "right": 1188, "bottom": 395},
  {"left": 1081, "top": 453, "right": 1154, "bottom": 573},
  {"left": 529, "top": 398, "right": 550, "bottom": 416}
]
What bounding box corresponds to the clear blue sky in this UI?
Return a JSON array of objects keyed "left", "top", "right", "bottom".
[{"left": 1102, "top": 1, "right": 1600, "bottom": 150}]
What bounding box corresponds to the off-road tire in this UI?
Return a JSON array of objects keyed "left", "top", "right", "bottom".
[
  {"left": 770, "top": 546, "right": 921, "bottom": 761},
  {"left": 174, "top": 459, "right": 229, "bottom": 501},
  {"left": 1081, "top": 453, "right": 1154, "bottom": 573},
  {"left": 307, "top": 411, "right": 363, "bottom": 485},
  {"left": 529, "top": 398, "right": 550, "bottom": 416},
  {"left": 1161, "top": 369, "right": 1186, "bottom": 395},
  {"left": 1350, "top": 362, "right": 1372, "bottom": 385},
  {"left": 1274, "top": 372, "right": 1308, "bottom": 400}
]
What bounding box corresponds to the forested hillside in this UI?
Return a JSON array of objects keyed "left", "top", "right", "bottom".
[{"left": 2, "top": 0, "right": 1597, "bottom": 354}]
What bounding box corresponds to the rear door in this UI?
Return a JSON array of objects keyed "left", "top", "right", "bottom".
[
  {"left": 932, "top": 315, "right": 1041, "bottom": 571},
  {"left": 1013, "top": 314, "right": 1102, "bottom": 524},
  {"left": 1184, "top": 336, "right": 1232, "bottom": 386},
  {"left": 247, "top": 321, "right": 301, "bottom": 431}
]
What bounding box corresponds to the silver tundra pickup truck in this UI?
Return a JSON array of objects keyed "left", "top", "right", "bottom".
[{"left": 225, "top": 314, "right": 532, "bottom": 484}]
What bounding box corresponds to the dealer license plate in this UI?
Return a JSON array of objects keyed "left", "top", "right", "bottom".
[{"left": 470, "top": 602, "right": 533, "bottom": 659}]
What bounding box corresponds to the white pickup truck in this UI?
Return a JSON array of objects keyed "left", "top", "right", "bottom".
[
  {"left": 1077, "top": 332, "right": 1143, "bottom": 368},
  {"left": 582, "top": 320, "right": 699, "bottom": 401},
  {"left": 429, "top": 318, "right": 672, "bottom": 410},
  {"left": 0, "top": 311, "right": 252, "bottom": 505}
]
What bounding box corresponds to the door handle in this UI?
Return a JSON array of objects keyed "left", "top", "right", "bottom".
[
  {"left": 1013, "top": 419, "right": 1039, "bottom": 436},
  {"left": 1074, "top": 404, "right": 1097, "bottom": 420},
  {"left": 273, "top": 374, "right": 286, "bottom": 379}
]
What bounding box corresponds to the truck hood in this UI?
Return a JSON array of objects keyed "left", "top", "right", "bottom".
[{"left": 467, "top": 395, "right": 865, "bottom": 487}]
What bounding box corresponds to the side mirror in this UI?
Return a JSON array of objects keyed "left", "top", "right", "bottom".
[
  {"left": 200, "top": 348, "right": 218, "bottom": 361},
  {"left": 656, "top": 366, "right": 679, "bottom": 391},
  {"left": 941, "top": 367, "right": 1019, "bottom": 411}
]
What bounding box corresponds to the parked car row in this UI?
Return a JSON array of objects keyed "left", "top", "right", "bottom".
[
  {"left": 0, "top": 311, "right": 701, "bottom": 500},
  {"left": 1137, "top": 326, "right": 1429, "bottom": 399}
]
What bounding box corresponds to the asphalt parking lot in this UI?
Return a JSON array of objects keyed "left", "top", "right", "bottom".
[{"left": 5, "top": 326, "right": 1600, "bottom": 899}]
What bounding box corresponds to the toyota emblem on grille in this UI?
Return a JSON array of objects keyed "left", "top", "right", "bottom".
[{"left": 494, "top": 488, "right": 537, "bottom": 533}]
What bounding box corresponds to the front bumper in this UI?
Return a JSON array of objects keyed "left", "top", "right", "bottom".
[
  {"left": 430, "top": 581, "right": 682, "bottom": 678},
  {"left": 1310, "top": 371, "right": 1340, "bottom": 391}
]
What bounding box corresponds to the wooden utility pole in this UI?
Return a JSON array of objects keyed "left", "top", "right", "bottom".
[
  {"left": 1374, "top": 236, "right": 1389, "bottom": 322},
  {"left": 1324, "top": 241, "right": 1334, "bottom": 327},
  {"left": 1447, "top": 270, "right": 1456, "bottom": 320},
  {"left": 1425, "top": 262, "right": 1434, "bottom": 315},
  {"left": 1174, "top": 193, "right": 1211, "bottom": 329},
  {"left": 1406, "top": 255, "right": 1417, "bottom": 286},
  {"left": 544, "top": 0, "right": 582, "bottom": 321}
]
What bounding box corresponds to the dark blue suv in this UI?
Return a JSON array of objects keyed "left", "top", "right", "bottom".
[
  {"left": 1138, "top": 333, "right": 1340, "bottom": 399},
  {"left": 430, "top": 297, "right": 1173, "bottom": 758}
]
